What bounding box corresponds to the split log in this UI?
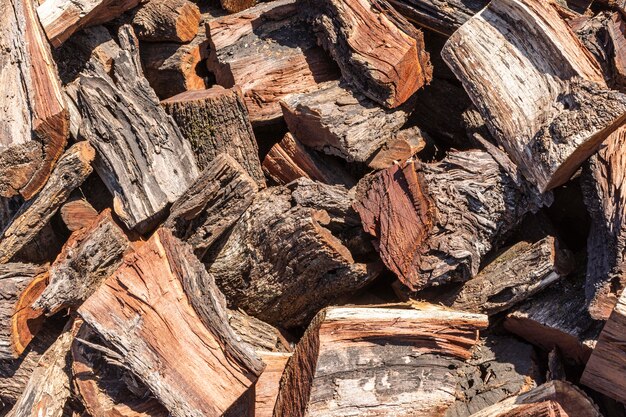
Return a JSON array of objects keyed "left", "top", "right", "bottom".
[
  {"left": 301, "top": 0, "right": 432, "bottom": 108},
  {"left": 353, "top": 150, "right": 546, "bottom": 291},
  {"left": 165, "top": 154, "right": 259, "bottom": 259},
  {"left": 581, "top": 289, "right": 626, "bottom": 403},
  {"left": 206, "top": 181, "right": 380, "bottom": 328},
  {"left": 220, "top": 0, "right": 256, "bottom": 13},
  {"left": 256, "top": 351, "right": 291, "bottom": 417},
  {"left": 78, "top": 229, "right": 264, "bottom": 417},
  {"left": 132, "top": 0, "right": 200, "bottom": 42},
  {"left": 206, "top": 0, "right": 339, "bottom": 124},
  {"left": 33, "top": 209, "right": 129, "bottom": 316},
  {"left": 72, "top": 26, "right": 199, "bottom": 233},
  {"left": 367, "top": 127, "right": 426, "bottom": 170},
  {"left": 60, "top": 198, "right": 98, "bottom": 232},
  {"left": 0, "top": 0, "right": 68, "bottom": 199},
  {"left": 608, "top": 13, "right": 626, "bottom": 90},
  {"left": 228, "top": 310, "right": 292, "bottom": 352},
  {"left": 262, "top": 133, "right": 355, "bottom": 187},
  {"left": 273, "top": 304, "right": 488, "bottom": 417},
  {"left": 442, "top": 0, "right": 626, "bottom": 192},
  {"left": 386, "top": 0, "right": 487, "bottom": 35},
  {"left": 161, "top": 87, "right": 265, "bottom": 184},
  {"left": 0, "top": 142, "right": 95, "bottom": 264}
]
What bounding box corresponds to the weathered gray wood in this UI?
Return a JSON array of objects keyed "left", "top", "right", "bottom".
[
  {"left": 387, "top": 0, "right": 487, "bottom": 35},
  {"left": 132, "top": 0, "right": 200, "bottom": 42},
  {"left": 228, "top": 310, "right": 291, "bottom": 353}
]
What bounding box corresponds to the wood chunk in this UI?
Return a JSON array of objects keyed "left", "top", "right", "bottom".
[
  {"left": 367, "top": 126, "right": 426, "bottom": 169},
  {"left": 0, "top": 0, "right": 68, "bottom": 199},
  {"left": 206, "top": 0, "right": 339, "bottom": 124},
  {"left": 302, "top": 0, "right": 432, "bottom": 108},
  {"left": 229, "top": 310, "right": 292, "bottom": 353},
  {"left": 206, "top": 182, "right": 380, "bottom": 328},
  {"left": 73, "top": 26, "right": 199, "bottom": 233},
  {"left": 442, "top": 0, "right": 626, "bottom": 192},
  {"left": 608, "top": 13, "right": 626, "bottom": 90},
  {"left": 132, "top": 0, "right": 200, "bottom": 42},
  {"left": 256, "top": 351, "right": 291, "bottom": 417},
  {"left": 78, "top": 229, "right": 263, "bottom": 417},
  {"left": 165, "top": 154, "right": 259, "bottom": 259},
  {"left": 273, "top": 304, "right": 488, "bottom": 417},
  {"left": 386, "top": 0, "right": 487, "bottom": 35},
  {"left": 220, "top": 0, "right": 255, "bottom": 13},
  {"left": 262, "top": 133, "right": 355, "bottom": 187},
  {"left": 60, "top": 198, "right": 98, "bottom": 232},
  {"left": 0, "top": 142, "right": 95, "bottom": 264},
  {"left": 161, "top": 87, "right": 265, "bottom": 184}
]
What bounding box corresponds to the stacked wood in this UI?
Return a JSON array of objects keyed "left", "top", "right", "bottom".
[{"left": 132, "top": 0, "right": 200, "bottom": 43}]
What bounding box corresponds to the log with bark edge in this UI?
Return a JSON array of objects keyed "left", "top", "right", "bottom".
[
  {"left": 608, "top": 13, "right": 626, "bottom": 90},
  {"left": 273, "top": 304, "right": 488, "bottom": 417},
  {"left": 0, "top": 0, "right": 68, "bottom": 199},
  {"left": 70, "top": 25, "right": 199, "bottom": 233},
  {"left": 206, "top": 0, "right": 339, "bottom": 124},
  {"left": 60, "top": 198, "right": 99, "bottom": 232},
  {"left": 78, "top": 228, "right": 264, "bottom": 417},
  {"left": 256, "top": 351, "right": 292, "bottom": 417},
  {"left": 301, "top": 0, "right": 432, "bottom": 108},
  {"left": 132, "top": 0, "right": 200, "bottom": 43},
  {"left": 161, "top": 87, "right": 265, "bottom": 185},
  {"left": 0, "top": 142, "right": 95, "bottom": 264},
  {"left": 228, "top": 310, "right": 292, "bottom": 353},
  {"left": 442, "top": 0, "right": 626, "bottom": 192}
]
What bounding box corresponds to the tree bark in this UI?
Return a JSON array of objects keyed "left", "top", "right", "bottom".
[
  {"left": 256, "top": 351, "right": 291, "bottom": 417},
  {"left": 228, "top": 309, "right": 292, "bottom": 353},
  {"left": 220, "top": 0, "right": 256, "bottom": 13},
  {"left": 386, "top": 0, "right": 487, "bottom": 35},
  {"left": 442, "top": 0, "right": 626, "bottom": 192},
  {"left": 132, "top": 0, "right": 200, "bottom": 42}
]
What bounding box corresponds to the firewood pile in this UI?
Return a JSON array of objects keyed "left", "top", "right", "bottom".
[{"left": 2, "top": 0, "right": 626, "bottom": 414}]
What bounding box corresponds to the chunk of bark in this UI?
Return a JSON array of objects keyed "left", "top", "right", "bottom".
[
  {"left": 256, "top": 351, "right": 291, "bottom": 417},
  {"left": 302, "top": 0, "right": 432, "bottom": 108},
  {"left": 0, "top": 0, "right": 68, "bottom": 199},
  {"left": 165, "top": 154, "right": 258, "bottom": 259},
  {"left": 72, "top": 26, "right": 200, "bottom": 233},
  {"left": 60, "top": 198, "right": 98, "bottom": 232},
  {"left": 0, "top": 142, "right": 95, "bottom": 264},
  {"left": 273, "top": 304, "right": 488, "bottom": 417},
  {"left": 386, "top": 0, "right": 487, "bottom": 35},
  {"left": 220, "top": 0, "right": 255, "bottom": 13},
  {"left": 367, "top": 126, "right": 426, "bottom": 169},
  {"left": 442, "top": 0, "right": 626, "bottom": 192},
  {"left": 161, "top": 87, "right": 265, "bottom": 185},
  {"left": 206, "top": 0, "right": 339, "bottom": 124},
  {"left": 228, "top": 310, "right": 292, "bottom": 353},
  {"left": 78, "top": 229, "right": 263, "bottom": 417},
  {"left": 132, "top": 0, "right": 200, "bottom": 42}
]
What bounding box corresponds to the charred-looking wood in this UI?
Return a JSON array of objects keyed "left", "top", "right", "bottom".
[
  {"left": 132, "top": 0, "right": 200, "bottom": 43},
  {"left": 442, "top": 0, "right": 626, "bottom": 192},
  {"left": 206, "top": 180, "right": 380, "bottom": 328},
  {"left": 79, "top": 229, "right": 264, "bottom": 417},
  {"left": 0, "top": 0, "right": 68, "bottom": 199},
  {"left": 161, "top": 87, "right": 265, "bottom": 185},
  {"left": 71, "top": 25, "right": 199, "bottom": 233},
  {"left": 0, "top": 142, "right": 95, "bottom": 264},
  {"left": 273, "top": 304, "right": 488, "bottom": 417},
  {"left": 206, "top": 0, "right": 339, "bottom": 124},
  {"left": 301, "top": 0, "right": 432, "bottom": 108},
  {"left": 256, "top": 351, "right": 292, "bottom": 417},
  {"left": 354, "top": 150, "right": 546, "bottom": 291}
]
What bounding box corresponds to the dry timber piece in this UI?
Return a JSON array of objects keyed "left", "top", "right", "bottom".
[
  {"left": 60, "top": 198, "right": 99, "bottom": 232},
  {"left": 256, "top": 351, "right": 292, "bottom": 417},
  {"left": 353, "top": 150, "right": 546, "bottom": 291},
  {"left": 206, "top": 0, "right": 339, "bottom": 124},
  {"left": 581, "top": 290, "right": 626, "bottom": 403},
  {"left": 206, "top": 181, "right": 380, "bottom": 328},
  {"left": 220, "top": 0, "right": 255, "bottom": 13},
  {"left": 302, "top": 0, "right": 432, "bottom": 108},
  {"left": 229, "top": 310, "right": 292, "bottom": 352},
  {"left": 442, "top": 0, "right": 626, "bottom": 192},
  {"left": 33, "top": 209, "right": 129, "bottom": 316},
  {"left": 0, "top": 142, "right": 95, "bottom": 264},
  {"left": 0, "top": 0, "right": 68, "bottom": 199},
  {"left": 262, "top": 133, "right": 355, "bottom": 187},
  {"left": 78, "top": 229, "right": 264, "bottom": 417},
  {"left": 608, "top": 13, "right": 626, "bottom": 90},
  {"left": 273, "top": 304, "right": 488, "bottom": 417},
  {"left": 161, "top": 87, "right": 265, "bottom": 184},
  {"left": 280, "top": 80, "right": 418, "bottom": 164},
  {"left": 165, "top": 154, "right": 259, "bottom": 259},
  {"left": 72, "top": 26, "right": 199, "bottom": 233},
  {"left": 581, "top": 126, "right": 626, "bottom": 319},
  {"left": 386, "top": 0, "right": 487, "bottom": 35},
  {"left": 366, "top": 126, "right": 426, "bottom": 169},
  {"left": 132, "top": 0, "right": 200, "bottom": 42}
]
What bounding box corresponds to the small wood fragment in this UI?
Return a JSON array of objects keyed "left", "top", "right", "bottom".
[
  {"left": 60, "top": 198, "right": 99, "bottom": 232},
  {"left": 132, "top": 0, "right": 200, "bottom": 42},
  {"left": 220, "top": 0, "right": 256, "bottom": 13},
  {"left": 228, "top": 310, "right": 292, "bottom": 353}
]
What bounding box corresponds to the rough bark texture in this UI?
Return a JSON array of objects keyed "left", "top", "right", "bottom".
[
  {"left": 301, "top": 0, "right": 432, "bottom": 108},
  {"left": 165, "top": 153, "right": 259, "bottom": 259},
  {"left": 0, "top": 0, "right": 69, "bottom": 199},
  {"left": 220, "top": 0, "right": 255, "bottom": 13},
  {"left": 0, "top": 142, "right": 95, "bottom": 264},
  {"left": 442, "top": 0, "right": 626, "bottom": 192},
  {"left": 206, "top": 0, "right": 339, "bottom": 124},
  {"left": 274, "top": 304, "right": 488, "bottom": 417},
  {"left": 386, "top": 0, "right": 487, "bottom": 35},
  {"left": 228, "top": 309, "right": 292, "bottom": 353},
  {"left": 256, "top": 351, "right": 292, "bottom": 417},
  {"left": 78, "top": 229, "right": 263, "bottom": 417},
  {"left": 71, "top": 26, "right": 200, "bottom": 233},
  {"left": 161, "top": 87, "right": 265, "bottom": 185},
  {"left": 608, "top": 13, "right": 626, "bottom": 90},
  {"left": 132, "top": 0, "right": 200, "bottom": 42},
  {"left": 60, "top": 198, "right": 98, "bottom": 232}
]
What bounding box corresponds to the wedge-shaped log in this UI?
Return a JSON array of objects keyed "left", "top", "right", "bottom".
[
  {"left": 206, "top": 0, "right": 339, "bottom": 124},
  {"left": 72, "top": 26, "right": 199, "bottom": 233},
  {"left": 161, "top": 87, "right": 265, "bottom": 184},
  {"left": 274, "top": 304, "right": 488, "bottom": 417},
  {"left": 0, "top": 0, "right": 68, "bottom": 199},
  {"left": 229, "top": 310, "right": 292, "bottom": 353},
  {"left": 79, "top": 229, "right": 264, "bottom": 417},
  {"left": 386, "top": 0, "right": 487, "bottom": 35},
  {"left": 442, "top": 0, "right": 626, "bottom": 192},
  {"left": 302, "top": 0, "right": 432, "bottom": 108},
  {"left": 256, "top": 351, "right": 292, "bottom": 417},
  {"left": 132, "top": 0, "right": 200, "bottom": 42}
]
